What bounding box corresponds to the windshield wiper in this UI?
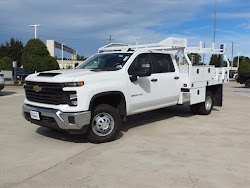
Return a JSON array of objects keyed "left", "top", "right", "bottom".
[
  {"left": 90, "top": 69, "right": 104, "bottom": 72},
  {"left": 90, "top": 68, "right": 117, "bottom": 72}
]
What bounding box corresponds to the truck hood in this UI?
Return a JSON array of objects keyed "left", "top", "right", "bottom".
[{"left": 25, "top": 69, "right": 97, "bottom": 83}]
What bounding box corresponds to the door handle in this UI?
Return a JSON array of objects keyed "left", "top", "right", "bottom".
[
  {"left": 151, "top": 78, "right": 158, "bottom": 82},
  {"left": 174, "top": 76, "right": 179, "bottom": 80}
]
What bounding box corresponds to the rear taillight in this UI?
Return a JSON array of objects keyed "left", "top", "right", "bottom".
[
  {"left": 237, "top": 73, "right": 240, "bottom": 79},
  {"left": 0, "top": 74, "right": 4, "bottom": 77}
]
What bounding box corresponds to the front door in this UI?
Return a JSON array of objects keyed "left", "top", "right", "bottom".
[{"left": 127, "top": 53, "right": 163, "bottom": 114}]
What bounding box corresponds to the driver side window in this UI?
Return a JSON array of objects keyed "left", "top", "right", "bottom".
[{"left": 128, "top": 53, "right": 151, "bottom": 75}]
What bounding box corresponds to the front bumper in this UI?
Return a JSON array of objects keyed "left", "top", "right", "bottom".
[{"left": 22, "top": 104, "right": 91, "bottom": 131}]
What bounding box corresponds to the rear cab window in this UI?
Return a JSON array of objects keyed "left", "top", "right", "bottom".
[{"left": 150, "top": 53, "right": 175, "bottom": 73}]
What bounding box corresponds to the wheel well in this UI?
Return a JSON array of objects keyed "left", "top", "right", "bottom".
[
  {"left": 89, "top": 92, "right": 127, "bottom": 117},
  {"left": 206, "top": 84, "right": 223, "bottom": 107}
]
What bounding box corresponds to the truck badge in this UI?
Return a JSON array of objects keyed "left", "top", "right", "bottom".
[{"left": 33, "top": 85, "right": 42, "bottom": 92}]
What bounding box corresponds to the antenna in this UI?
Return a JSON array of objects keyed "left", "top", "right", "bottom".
[{"left": 29, "top": 24, "right": 42, "bottom": 39}]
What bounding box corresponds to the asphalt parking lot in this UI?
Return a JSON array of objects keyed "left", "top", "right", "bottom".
[{"left": 0, "top": 82, "right": 250, "bottom": 188}]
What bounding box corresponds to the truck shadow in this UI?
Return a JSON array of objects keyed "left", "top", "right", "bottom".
[
  {"left": 122, "top": 104, "right": 193, "bottom": 132},
  {"left": 36, "top": 127, "right": 89, "bottom": 143},
  {"left": 231, "top": 86, "right": 246, "bottom": 89},
  {"left": 36, "top": 104, "right": 200, "bottom": 143},
  {"left": 36, "top": 127, "right": 123, "bottom": 143}
]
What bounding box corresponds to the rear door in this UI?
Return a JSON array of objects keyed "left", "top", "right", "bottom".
[{"left": 150, "top": 53, "right": 181, "bottom": 105}]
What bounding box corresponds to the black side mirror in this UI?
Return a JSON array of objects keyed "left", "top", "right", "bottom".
[{"left": 129, "top": 62, "right": 151, "bottom": 82}]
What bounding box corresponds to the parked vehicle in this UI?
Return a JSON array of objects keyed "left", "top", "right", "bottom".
[
  {"left": 237, "top": 72, "right": 250, "bottom": 88},
  {"left": 0, "top": 71, "right": 4, "bottom": 91},
  {"left": 22, "top": 37, "right": 230, "bottom": 143},
  {"left": 233, "top": 72, "right": 238, "bottom": 79},
  {"left": 229, "top": 70, "right": 237, "bottom": 78}
]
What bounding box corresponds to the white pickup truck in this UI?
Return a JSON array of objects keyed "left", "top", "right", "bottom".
[{"left": 23, "top": 37, "right": 230, "bottom": 143}]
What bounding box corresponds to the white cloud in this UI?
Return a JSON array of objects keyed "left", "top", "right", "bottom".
[{"left": 217, "top": 12, "right": 250, "bottom": 19}]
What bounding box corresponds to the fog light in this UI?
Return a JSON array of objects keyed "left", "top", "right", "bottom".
[{"left": 68, "top": 116, "right": 75, "bottom": 124}]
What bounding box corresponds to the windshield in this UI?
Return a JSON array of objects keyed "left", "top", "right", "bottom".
[{"left": 77, "top": 53, "right": 132, "bottom": 71}]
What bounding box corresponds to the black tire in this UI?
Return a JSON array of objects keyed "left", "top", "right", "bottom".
[
  {"left": 245, "top": 79, "right": 250, "bottom": 88},
  {"left": 190, "top": 104, "right": 199, "bottom": 115},
  {"left": 197, "top": 91, "right": 213, "bottom": 115},
  {"left": 87, "top": 104, "right": 121, "bottom": 143}
]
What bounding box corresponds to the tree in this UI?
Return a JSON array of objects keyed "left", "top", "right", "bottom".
[
  {"left": 233, "top": 56, "right": 245, "bottom": 67},
  {"left": 0, "top": 38, "right": 23, "bottom": 67},
  {"left": 21, "top": 39, "right": 59, "bottom": 72},
  {"left": 188, "top": 53, "right": 202, "bottom": 65},
  {"left": 238, "top": 60, "right": 250, "bottom": 73},
  {"left": 209, "top": 54, "right": 222, "bottom": 67},
  {"left": 0, "top": 56, "right": 13, "bottom": 70},
  {"left": 77, "top": 55, "right": 87, "bottom": 61}
]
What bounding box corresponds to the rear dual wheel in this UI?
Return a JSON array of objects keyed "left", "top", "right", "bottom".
[{"left": 190, "top": 91, "right": 213, "bottom": 115}]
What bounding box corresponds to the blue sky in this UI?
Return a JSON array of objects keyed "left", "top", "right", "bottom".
[{"left": 0, "top": 0, "right": 250, "bottom": 60}]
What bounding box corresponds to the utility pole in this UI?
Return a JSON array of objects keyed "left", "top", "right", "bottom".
[
  {"left": 29, "top": 24, "right": 41, "bottom": 39},
  {"left": 107, "top": 35, "right": 114, "bottom": 44},
  {"left": 231, "top": 42, "right": 234, "bottom": 69},
  {"left": 213, "top": 0, "right": 217, "bottom": 44},
  {"left": 61, "top": 44, "right": 64, "bottom": 69}
]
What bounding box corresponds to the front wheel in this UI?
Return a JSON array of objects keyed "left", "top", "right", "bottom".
[
  {"left": 197, "top": 91, "right": 213, "bottom": 115},
  {"left": 87, "top": 104, "right": 121, "bottom": 143}
]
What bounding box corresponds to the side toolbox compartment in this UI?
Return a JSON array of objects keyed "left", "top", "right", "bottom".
[{"left": 190, "top": 87, "right": 205, "bottom": 105}]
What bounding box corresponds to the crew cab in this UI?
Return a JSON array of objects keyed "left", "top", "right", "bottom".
[{"left": 23, "top": 38, "right": 230, "bottom": 143}]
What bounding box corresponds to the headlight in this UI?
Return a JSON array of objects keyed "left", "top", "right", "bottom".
[
  {"left": 64, "top": 82, "right": 84, "bottom": 87},
  {"left": 65, "top": 91, "right": 78, "bottom": 106}
]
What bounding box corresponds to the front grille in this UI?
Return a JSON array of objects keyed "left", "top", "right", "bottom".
[{"left": 24, "top": 81, "right": 67, "bottom": 105}]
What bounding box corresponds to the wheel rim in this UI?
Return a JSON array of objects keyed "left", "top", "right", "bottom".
[
  {"left": 205, "top": 96, "right": 212, "bottom": 111},
  {"left": 91, "top": 113, "right": 115, "bottom": 137}
]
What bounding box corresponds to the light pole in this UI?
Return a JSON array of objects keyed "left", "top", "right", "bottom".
[
  {"left": 29, "top": 24, "right": 41, "bottom": 39},
  {"left": 135, "top": 37, "right": 140, "bottom": 46},
  {"left": 213, "top": 0, "right": 217, "bottom": 44},
  {"left": 61, "top": 44, "right": 64, "bottom": 69}
]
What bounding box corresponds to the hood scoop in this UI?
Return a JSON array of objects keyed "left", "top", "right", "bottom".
[{"left": 37, "top": 72, "right": 61, "bottom": 77}]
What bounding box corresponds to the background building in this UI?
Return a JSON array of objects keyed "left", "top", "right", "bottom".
[{"left": 46, "top": 40, "right": 84, "bottom": 69}]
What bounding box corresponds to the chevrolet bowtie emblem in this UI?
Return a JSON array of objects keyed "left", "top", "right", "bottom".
[{"left": 33, "top": 85, "right": 42, "bottom": 92}]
